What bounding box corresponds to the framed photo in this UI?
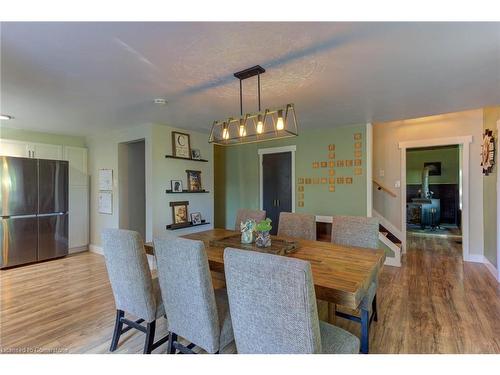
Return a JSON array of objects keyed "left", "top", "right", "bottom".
[
  {"left": 98, "top": 169, "right": 113, "bottom": 191},
  {"left": 169, "top": 201, "right": 189, "bottom": 227},
  {"left": 171, "top": 180, "right": 183, "bottom": 192},
  {"left": 190, "top": 212, "right": 202, "bottom": 225},
  {"left": 98, "top": 191, "right": 113, "bottom": 214},
  {"left": 191, "top": 148, "right": 201, "bottom": 160},
  {"left": 186, "top": 170, "right": 202, "bottom": 191},
  {"left": 172, "top": 131, "right": 191, "bottom": 159}
]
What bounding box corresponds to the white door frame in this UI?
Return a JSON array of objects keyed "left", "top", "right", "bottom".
[
  {"left": 399, "top": 136, "right": 472, "bottom": 261},
  {"left": 258, "top": 145, "right": 296, "bottom": 213},
  {"left": 496, "top": 120, "right": 500, "bottom": 281}
]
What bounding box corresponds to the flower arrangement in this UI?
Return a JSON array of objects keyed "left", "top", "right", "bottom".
[{"left": 255, "top": 218, "right": 272, "bottom": 248}]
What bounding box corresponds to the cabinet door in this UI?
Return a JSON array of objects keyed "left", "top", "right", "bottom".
[
  {"left": 33, "top": 143, "right": 63, "bottom": 160},
  {"left": 68, "top": 185, "right": 89, "bottom": 248},
  {"left": 63, "top": 146, "right": 88, "bottom": 186},
  {"left": 0, "top": 139, "right": 30, "bottom": 157}
]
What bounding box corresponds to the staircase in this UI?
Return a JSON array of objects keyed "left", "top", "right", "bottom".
[{"left": 373, "top": 210, "right": 402, "bottom": 267}]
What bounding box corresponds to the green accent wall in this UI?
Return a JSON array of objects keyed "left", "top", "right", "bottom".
[
  {"left": 406, "top": 146, "right": 459, "bottom": 185},
  {"left": 214, "top": 124, "right": 368, "bottom": 229},
  {"left": 0, "top": 126, "right": 86, "bottom": 147},
  {"left": 483, "top": 106, "right": 500, "bottom": 268}
]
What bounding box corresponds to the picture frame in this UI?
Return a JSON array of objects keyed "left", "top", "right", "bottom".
[
  {"left": 172, "top": 131, "right": 191, "bottom": 159},
  {"left": 191, "top": 148, "right": 201, "bottom": 160},
  {"left": 171, "top": 180, "right": 183, "bottom": 193},
  {"left": 190, "top": 212, "right": 202, "bottom": 225},
  {"left": 169, "top": 201, "right": 189, "bottom": 228},
  {"left": 186, "top": 170, "right": 202, "bottom": 191}
]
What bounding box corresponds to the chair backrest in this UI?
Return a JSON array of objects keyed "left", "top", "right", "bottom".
[
  {"left": 101, "top": 228, "right": 157, "bottom": 322},
  {"left": 331, "top": 215, "right": 379, "bottom": 249},
  {"left": 224, "top": 248, "right": 322, "bottom": 354},
  {"left": 277, "top": 212, "right": 317, "bottom": 240},
  {"left": 153, "top": 235, "right": 220, "bottom": 353},
  {"left": 234, "top": 209, "right": 266, "bottom": 231}
]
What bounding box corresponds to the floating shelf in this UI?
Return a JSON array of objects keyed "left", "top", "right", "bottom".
[
  {"left": 166, "top": 221, "right": 210, "bottom": 230},
  {"left": 165, "top": 155, "right": 208, "bottom": 162},
  {"left": 166, "top": 189, "right": 210, "bottom": 194}
]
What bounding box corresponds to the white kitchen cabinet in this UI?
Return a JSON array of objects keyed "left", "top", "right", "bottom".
[
  {"left": 68, "top": 185, "right": 89, "bottom": 249},
  {"left": 63, "top": 146, "right": 88, "bottom": 186},
  {"left": 32, "top": 143, "right": 63, "bottom": 160},
  {"left": 0, "top": 139, "right": 31, "bottom": 157},
  {"left": 0, "top": 139, "right": 63, "bottom": 160}
]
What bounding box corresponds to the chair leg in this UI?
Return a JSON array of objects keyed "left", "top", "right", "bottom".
[
  {"left": 360, "top": 308, "right": 370, "bottom": 354},
  {"left": 167, "top": 332, "right": 178, "bottom": 354},
  {"left": 143, "top": 321, "right": 156, "bottom": 354},
  {"left": 110, "top": 310, "right": 124, "bottom": 352},
  {"left": 372, "top": 294, "right": 378, "bottom": 322}
]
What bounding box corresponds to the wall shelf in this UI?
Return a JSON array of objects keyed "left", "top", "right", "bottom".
[
  {"left": 166, "top": 189, "right": 210, "bottom": 194},
  {"left": 166, "top": 221, "right": 210, "bottom": 230},
  {"left": 165, "top": 155, "right": 208, "bottom": 162}
]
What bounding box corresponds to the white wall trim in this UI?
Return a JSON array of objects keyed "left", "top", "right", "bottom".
[
  {"left": 89, "top": 244, "right": 103, "bottom": 255},
  {"left": 258, "top": 145, "right": 296, "bottom": 213},
  {"left": 484, "top": 255, "right": 500, "bottom": 282},
  {"left": 68, "top": 246, "right": 88, "bottom": 254},
  {"left": 399, "top": 135, "right": 473, "bottom": 262},
  {"left": 366, "top": 123, "right": 373, "bottom": 217},
  {"left": 372, "top": 209, "right": 403, "bottom": 240},
  {"left": 496, "top": 119, "right": 500, "bottom": 281}
]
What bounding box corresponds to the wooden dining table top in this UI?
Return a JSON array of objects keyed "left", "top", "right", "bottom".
[{"left": 144, "top": 228, "right": 385, "bottom": 309}]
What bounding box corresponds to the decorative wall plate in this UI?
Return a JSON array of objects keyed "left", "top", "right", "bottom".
[{"left": 481, "top": 129, "right": 495, "bottom": 175}]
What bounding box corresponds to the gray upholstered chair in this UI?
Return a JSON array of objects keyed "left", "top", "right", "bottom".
[
  {"left": 223, "top": 248, "right": 360, "bottom": 354},
  {"left": 101, "top": 228, "right": 169, "bottom": 354},
  {"left": 330, "top": 215, "right": 380, "bottom": 354},
  {"left": 153, "top": 235, "right": 234, "bottom": 354},
  {"left": 234, "top": 209, "right": 266, "bottom": 230},
  {"left": 277, "top": 212, "right": 317, "bottom": 240}
]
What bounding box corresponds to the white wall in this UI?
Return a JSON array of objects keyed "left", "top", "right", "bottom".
[
  {"left": 87, "top": 123, "right": 214, "bottom": 248},
  {"left": 373, "top": 109, "right": 484, "bottom": 256}
]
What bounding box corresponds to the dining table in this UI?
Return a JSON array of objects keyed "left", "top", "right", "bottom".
[{"left": 144, "top": 228, "right": 385, "bottom": 353}]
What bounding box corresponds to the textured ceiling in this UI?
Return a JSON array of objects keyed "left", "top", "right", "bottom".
[{"left": 1, "top": 22, "right": 499, "bottom": 135}]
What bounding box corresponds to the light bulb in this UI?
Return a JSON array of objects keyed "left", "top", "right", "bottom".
[
  {"left": 256, "top": 115, "right": 264, "bottom": 134},
  {"left": 239, "top": 119, "right": 247, "bottom": 137},
  {"left": 276, "top": 109, "right": 284, "bottom": 130},
  {"left": 222, "top": 123, "right": 229, "bottom": 140}
]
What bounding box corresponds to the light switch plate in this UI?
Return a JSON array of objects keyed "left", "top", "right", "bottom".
[
  {"left": 379, "top": 169, "right": 385, "bottom": 177},
  {"left": 394, "top": 180, "right": 401, "bottom": 188}
]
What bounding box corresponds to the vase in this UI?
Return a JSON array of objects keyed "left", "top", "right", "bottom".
[
  {"left": 255, "top": 230, "right": 271, "bottom": 248},
  {"left": 241, "top": 230, "right": 253, "bottom": 244}
]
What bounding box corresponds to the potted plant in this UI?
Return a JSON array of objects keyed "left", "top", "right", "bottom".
[{"left": 255, "top": 218, "right": 272, "bottom": 248}]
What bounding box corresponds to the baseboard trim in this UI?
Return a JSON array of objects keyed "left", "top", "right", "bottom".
[
  {"left": 68, "top": 245, "right": 88, "bottom": 254},
  {"left": 89, "top": 244, "right": 103, "bottom": 255},
  {"left": 465, "top": 254, "right": 484, "bottom": 263},
  {"left": 483, "top": 256, "right": 499, "bottom": 282}
]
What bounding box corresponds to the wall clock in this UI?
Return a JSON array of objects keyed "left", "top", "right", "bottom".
[
  {"left": 481, "top": 129, "right": 495, "bottom": 175},
  {"left": 172, "top": 131, "right": 191, "bottom": 158}
]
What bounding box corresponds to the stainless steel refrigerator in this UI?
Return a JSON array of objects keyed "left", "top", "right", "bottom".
[{"left": 0, "top": 156, "right": 68, "bottom": 268}]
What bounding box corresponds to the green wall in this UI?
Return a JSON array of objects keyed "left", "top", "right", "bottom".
[
  {"left": 483, "top": 106, "right": 500, "bottom": 268},
  {"left": 214, "top": 124, "right": 368, "bottom": 229},
  {"left": 406, "top": 146, "right": 459, "bottom": 185},
  {"left": 0, "top": 126, "right": 87, "bottom": 147}
]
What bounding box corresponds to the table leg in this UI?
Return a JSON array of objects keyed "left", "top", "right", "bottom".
[
  {"left": 360, "top": 308, "right": 370, "bottom": 354},
  {"left": 328, "top": 302, "right": 336, "bottom": 324}
]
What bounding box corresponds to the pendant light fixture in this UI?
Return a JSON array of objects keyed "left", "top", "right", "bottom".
[{"left": 209, "top": 65, "right": 298, "bottom": 145}]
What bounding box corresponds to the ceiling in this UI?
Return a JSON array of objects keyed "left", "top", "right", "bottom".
[{"left": 1, "top": 22, "right": 499, "bottom": 136}]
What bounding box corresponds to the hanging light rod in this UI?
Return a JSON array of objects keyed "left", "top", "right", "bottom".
[{"left": 209, "top": 64, "right": 298, "bottom": 146}]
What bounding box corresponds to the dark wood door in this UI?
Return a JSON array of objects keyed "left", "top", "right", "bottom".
[{"left": 262, "top": 152, "right": 292, "bottom": 235}]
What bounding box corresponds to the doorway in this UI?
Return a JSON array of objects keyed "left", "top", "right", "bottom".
[
  {"left": 405, "top": 145, "right": 462, "bottom": 244},
  {"left": 399, "top": 136, "right": 472, "bottom": 261},
  {"left": 259, "top": 146, "right": 295, "bottom": 235},
  {"left": 118, "top": 139, "right": 146, "bottom": 239}
]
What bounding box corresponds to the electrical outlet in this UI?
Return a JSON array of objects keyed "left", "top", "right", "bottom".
[
  {"left": 379, "top": 169, "right": 385, "bottom": 177},
  {"left": 394, "top": 180, "right": 401, "bottom": 188}
]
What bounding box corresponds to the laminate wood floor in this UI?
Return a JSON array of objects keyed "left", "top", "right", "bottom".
[{"left": 1, "top": 234, "right": 499, "bottom": 354}]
